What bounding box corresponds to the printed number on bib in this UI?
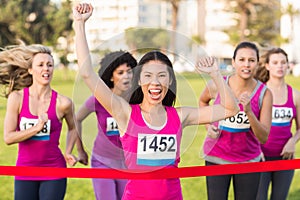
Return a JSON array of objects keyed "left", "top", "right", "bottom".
[
  {"left": 106, "top": 117, "right": 119, "bottom": 136},
  {"left": 20, "top": 117, "right": 51, "bottom": 140},
  {"left": 218, "top": 111, "right": 250, "bottom": 133},
  {"left": 137, "top": 134, "right": 177, "bottom": 166},
  {"left": 272, "top": 107, "right": 293, "bottom": 126}
]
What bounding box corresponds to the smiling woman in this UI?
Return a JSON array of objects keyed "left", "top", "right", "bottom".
[
  {"left": 73, "top": 3, "right": 239, "bottom": 200},
  {"left": 0, "top": 43, "right": 88, "bottom": 200},
  {"left": 75, "top": 50, "right": 137, "bottom": 200}
]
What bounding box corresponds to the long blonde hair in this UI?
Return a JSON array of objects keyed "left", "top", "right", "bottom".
[{"left": 0, "top": 44, "right": 53, "bottom": 97}]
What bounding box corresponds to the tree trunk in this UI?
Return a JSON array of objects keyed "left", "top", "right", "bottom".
[
  {"left": 239, "top": 9, "right": 248, "bottom": 41},
  {"left": 170, "top": 0, "right": 179, "bottom": 61},
  {"left": 197, "top": 0, "right": 206, "bottom": 43}
]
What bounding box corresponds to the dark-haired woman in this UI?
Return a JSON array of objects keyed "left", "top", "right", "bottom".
[
  {"left": 76, "top": 50, "right": 137, "bottom": 200},
  {"left": 199, "top": 41, "right": 273, "bottom": 200},
  {"left": 73, "top": 3, "right": 239, "bottom": 199}
]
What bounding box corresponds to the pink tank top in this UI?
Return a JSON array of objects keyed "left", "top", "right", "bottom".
[
  {"left": 261, "top": 85, "right": 296, "bottom": 157},
  {"left": 204, "top": 77, "right": 267, "bottom": 162},
  {"left": 85, "top": 96, "right": 125, "bottom": 164},
  {"left": 120, "top": 104, "right": 183, "bottom": 200},
  {"left": 16, "top": 87, "right": 66, "bottom": 180}
]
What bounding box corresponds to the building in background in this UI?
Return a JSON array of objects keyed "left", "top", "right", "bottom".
[
  {"left": 69, "top": 0, "right": 299, "bottom": 72},
  {"left": 280, "top": 0, "right": 300, "bottom": 64}
]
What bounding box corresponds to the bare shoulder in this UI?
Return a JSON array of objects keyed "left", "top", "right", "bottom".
[
  {"left": 175, "top": 106, "right": 188, "bottom": 124},
  {"left": 8, "top": 89, "right": 23, "bottom": 98},
  {"left": 7, "top": 90, "right": 23, "bottom": 106},
  {"left": 263, "top": 87, "right": 273, "bottom": 100},
  {"left": 56, "top": 93, "right": 73, "bottom": 112}
]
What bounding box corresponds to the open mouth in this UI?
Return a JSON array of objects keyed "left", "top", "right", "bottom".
[
  {"left": 42, "top": 73, "right": 50, "bottom": 78},
  {"left": 241, "top": 69, "right": 251, "bottom": 73},
  {"left": 149, "top": 89, "right": 162, "bottom": 100}
]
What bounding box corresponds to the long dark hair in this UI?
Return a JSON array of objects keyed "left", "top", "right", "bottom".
[
  {"left": 98, "top": 50, "right": 137, "bottom": 88},
  {"left": 129, "top": 51, "right": 176, "bottom": 106},
  {"left": 255, "top": 47, "right": 288, "bottom": 83}
]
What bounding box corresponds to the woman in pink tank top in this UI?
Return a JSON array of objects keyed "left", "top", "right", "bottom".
[
  {"left": 73, "top": 3, "right": 239, "bottom": 200},
  {"left": 76, "top": 51, "right": 137, "bottom": 200},
  {"left": 1, "top": 44, "right": 88, "bottom": 200},
  {"left": 255, "top": 48, "right": 300, "bottom": 200},
  {"left": 199, "top": 41, "right": 273, "bottom": 200}
]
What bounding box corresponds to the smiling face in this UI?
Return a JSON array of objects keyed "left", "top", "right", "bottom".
[
  {"left": 111, "top": 63, "right": 133, "bottom": 95},
  {"left": 232, "top": 47, "right": 258, "bottom": 80},
  {"left": 28, "top": 53, "right": 54, "bottom": 86},
  {"left": 266, "top": 53, "right": 288, "bottom": 79},
  {"left": 139, "top": 60, "right": 171, "bottom": 105}
]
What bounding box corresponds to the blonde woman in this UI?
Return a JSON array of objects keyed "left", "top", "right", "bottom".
[{"left": 1, "top": 44, "right": 87, "bottom": 200}]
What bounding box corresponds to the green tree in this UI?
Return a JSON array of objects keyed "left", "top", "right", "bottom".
[
  {"left": 222, "top": 0, "right": 280, "bottom": 45},
  {"left": 0, "top": 0, "right": 73, "bottom": 66},
  {"left": 124, "top": 27, "right": 170, "bottom": 54},
  {"left": 247, "top": 4, "right": 283, "bottom": 46}
]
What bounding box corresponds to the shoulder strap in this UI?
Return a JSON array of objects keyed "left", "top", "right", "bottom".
[{"left": 258, "top": 83, "right": 267, "bottom": 109}]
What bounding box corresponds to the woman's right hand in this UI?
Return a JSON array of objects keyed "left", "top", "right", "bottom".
[
  {"left": 37, "top": 113, "right": 48, "bottom": 132},
  {"left": 73, "top": 3, "right": 93, "bottom": 22},
  {"left": 77, "top": 149, "right": 89, "bottom": 165}
]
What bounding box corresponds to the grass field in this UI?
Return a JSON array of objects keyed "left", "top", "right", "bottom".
[{"left": 0, "top": 69, "right": 299, "bottom": 200}]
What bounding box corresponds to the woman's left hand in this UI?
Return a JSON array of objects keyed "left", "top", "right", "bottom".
[{"left": 281, "top": 138, "right": 296, "bottom": 160}]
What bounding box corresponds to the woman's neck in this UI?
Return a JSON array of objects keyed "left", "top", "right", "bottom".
[
  {"left": 29, "top": 84, "right": 51, "bottom": 98},
  {"left": 267, "top": 77, "right": 286, "bottom": 89},
  {"left": 229, "top": 75, "right": 257, "bottom": 96},
  {"left": 140, "top": 102, "right": 164, "bottom": 114},
  {"left": 140, "top": 102, "right": 166, "bottom": 127}
]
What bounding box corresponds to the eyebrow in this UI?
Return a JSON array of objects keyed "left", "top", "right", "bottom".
[
  {"left": 237, "top": 56, "right": 256, "bottom": 60},
  {"left": 143, "top": 69, "right": 168, "bottom": 73}
]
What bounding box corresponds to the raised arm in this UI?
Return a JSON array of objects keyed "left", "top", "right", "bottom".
[
  {"left": 179, "top": 57, "right": 239, "bottom": 127},
  {"left": 73, "top": 3, "right": 131, "bottom": 134},
  {"left": 198, "top": 79, "right": 220, "bottom": 138}
]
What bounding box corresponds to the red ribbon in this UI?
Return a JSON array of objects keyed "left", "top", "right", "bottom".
[{"left": 0, "top": 159, "right": 299, "bottom": 179}]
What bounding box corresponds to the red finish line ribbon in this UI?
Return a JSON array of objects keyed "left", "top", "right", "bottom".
[{"left": 0, "top": 159, "right": 299, "bottom": 179}]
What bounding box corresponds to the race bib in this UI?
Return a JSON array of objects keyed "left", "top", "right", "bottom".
[
  {"left": 272, "top": 107, "right": 293, "bottom": 126},
  {"left": 19, "top": 117, "right": 51, "bottom": 140},
  {"left": 106, "top": 117, "right": 119, "bottom": 136},
  {"left": 137, "top": 133, "right": 177, "bottom": 166},
  {"left": 219, "top": 111, "right": 250, "bottom": 133}
]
